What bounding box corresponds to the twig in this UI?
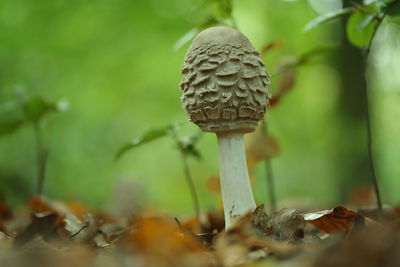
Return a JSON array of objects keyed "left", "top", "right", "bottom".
[
  {"left": 261, "top": 121, "right": 277, "bottom": 211},
  {"left": 70, "top": 222, "right": 89, "bottom": 239},
  {"left": 170, "top": 126, "right": 202, "bottom": 230},
  {"left": 33, "top": 122, "right": 48, "bottom": 196},
  {"left": 174, "top": 217, "right": 183, "bottom": 231}
]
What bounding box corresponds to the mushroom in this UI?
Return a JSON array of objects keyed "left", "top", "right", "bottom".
[{"left": 179, "top": 27, "right": 271, "bottom": 227}]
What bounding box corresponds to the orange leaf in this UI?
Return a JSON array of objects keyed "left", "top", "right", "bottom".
[
  {"left": 304, "top": 206, "right": 358, "bottom": 233},
  {"left": 63, "top": 201, "right": 88, "bottom": 221},
  {"left": 28, "top": 196, "right": 55, "bottom": 214},
  {"left": 124, "top": 216, "right": 208, "bottom": 265}
]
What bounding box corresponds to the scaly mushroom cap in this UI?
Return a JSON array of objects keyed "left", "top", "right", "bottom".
[{"left": 180, "top": 27, "right": 271, "bottom": 133}]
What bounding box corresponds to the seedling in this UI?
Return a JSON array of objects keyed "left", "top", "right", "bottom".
[
  {"left": 0, "top": 94, "right": 68, "bottom": 195},
  {"left": 115, "top": 124, "right": 203, "bottom": 229}
]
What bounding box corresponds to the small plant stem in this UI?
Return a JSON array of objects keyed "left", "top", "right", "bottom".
[
  {"left": 262, "top": 121, "right": 277, "bottom": 211},
  {"left": 364, "top": 95, "right": 383, "bottom": 212},
  {"left": 361, "top": 69, "right": 382, "bottom": 211},
  {"left": 170, "top": 126, "right": 201, "bottom": 230},
  {"left": 33, "top": 122, "right": 48, "bottom": 196},
  {"left": 360, "top": 13, "right": 387, "bottom": 212}
]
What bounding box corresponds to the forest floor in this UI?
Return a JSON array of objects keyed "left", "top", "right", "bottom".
[{"left": 0, "top": 195, "right": 399, "bottom": 267}]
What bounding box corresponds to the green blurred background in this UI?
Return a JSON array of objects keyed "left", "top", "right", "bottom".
[{"left": 0, "top": 0, "right": 399, "bottom": 215}]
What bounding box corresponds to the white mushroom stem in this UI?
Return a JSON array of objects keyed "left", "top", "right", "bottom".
[{"left": 217, "top": 132, "right": 256, "bottom": 228}]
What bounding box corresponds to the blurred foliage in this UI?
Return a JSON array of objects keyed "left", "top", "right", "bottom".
[
  {"left": 116, "top": 124, "right": 202, "bottom": 161},
  {"left": 0, "top": 0, "right": 400, "bottom": 214},
  {"left": 305, "top": 0, "right": 400, "bottom": 48},
  {"left": 0, "top": 95, "right": 65, "bottom": 136}
]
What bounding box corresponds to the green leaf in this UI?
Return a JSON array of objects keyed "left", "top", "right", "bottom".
[
  {"left": 115, "top": 126, "right": 170, "bottom": 160},
  {"left": 0, "top": 96, "right": 65, "bottom": 137},
  {"left": 174, "top": 16, "right": 219, "bottom": 51},
  {"left": 23, "top": 96, "right": 57, "bottom": 123},
  {"left": 0, "top": 102, "right": 26, "bottom": 136},
  {"left": 383, "top": 1, "right": 400, "bottom": 17},
  {"left": 346, "top": 10, "right": 379, "bottom": 48},
  {"left": 296, "top": 46, "right": 332, "bottom": 66},
  {"left": 174, "top": 28, "right": 199, "bottom": 51},
  {"left": 372, "top": 0, "right": 394, "bottom": 8},
  {"left": 0, "top": 118, "right": 25, "bottom": 136},
  {"left": 357, "top": 14, "right": 378, "bottom": 30},
  {"left": 215, "top": 0, "right": 233, "bottom": 19},
  {"left": 304, "top": 7, "right": 355, "bottom": 31},
  {"left": 178, "top": 134, "right": 203, "bottom": 161}
]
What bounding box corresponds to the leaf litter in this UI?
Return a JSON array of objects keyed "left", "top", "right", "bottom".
[{"left": 0, "top": 195, "right": 400, "bottom": 267}]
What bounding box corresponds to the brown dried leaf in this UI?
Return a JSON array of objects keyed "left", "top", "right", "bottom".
[
  {"left": 182, "top": 210, "right": 225, "bottom": 234},
  {"left": 246, "top": 130, "right": 280, "bottom": 178},
  {"left": 124, "top": 216, "right": 212, "bottom": 266},
  {"left": 215, "top": 211, "right": 303, "bottom": 266},
  {"left": 304, "top": 206, "right": 358, "bottom": 234},
  {"left": 246, "top": 131, "right": 280, "bottom": 162},
  {"left": 28, "top": 197, "right": 56, "bottom": 214},
  {"left": 265, "top": 208, "right": 305, "bottom": 242},
  {"left": 270, "top": 68, "right": 296, "bottom": 107},
  {"left": 252, "top": 204, "right": 269, "bottom": 231},
  {"left": 314, "top": 223, "right": 400, "bottom": 267},
  {"left": 13, "top": 213, "right": 59, "bottom": 248},
  {"left": 214, "top": 213, "right": 268, "bottom": 266}
]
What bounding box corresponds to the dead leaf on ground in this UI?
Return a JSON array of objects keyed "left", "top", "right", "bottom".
[
  {"left": 313, "top": 223, "right": 400, "bottom": 267},
  {"left": 265, "top": 208, "right": 305, "bottom": 242},
  {"left": 303, "top": 206, "right": 359, "bottom": 234},
  {"left": 13, "top": 213, "right": 60, "bottom": 248},
  {"left": 123, "top": 216, "right": 213, "bottom": 266}
]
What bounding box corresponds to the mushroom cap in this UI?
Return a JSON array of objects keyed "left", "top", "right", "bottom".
[{"left": 180, "top": 27, "right": 271, "bottom": 133}]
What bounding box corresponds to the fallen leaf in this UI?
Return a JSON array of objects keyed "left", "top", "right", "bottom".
[
  {"left": 304, "top": 206, "right": 358, "bottom": 233},
  {"left": 265, "top": 208, "right": 305, "bottom": 241},
  {"left": 214, "top": 211, "right": 302, "bottom": 266},
  {"left": 13, "top": 213, "right": 59, "bottom": 248},
  {"left": 64, "top": 213, "right": 85, "bottom": 237},
  {"left": 313, "top": 223, "right": 400, "bottom": 267},
  {"left": 182, "top": 210, "right": 225, "bottom": 246},
  {"left": 124, "top": 216, "right": 213, "bottom": 266},
  {"left": 252, "top": 204, "right": 269, "bottom": 232},
  {"left": 214, "top": 213, "right": 268, "bottom": 266}
]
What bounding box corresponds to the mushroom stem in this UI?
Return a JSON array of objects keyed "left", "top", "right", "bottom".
[{"left": 217, "top": 132, "right": 256, "bottom": 228}]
